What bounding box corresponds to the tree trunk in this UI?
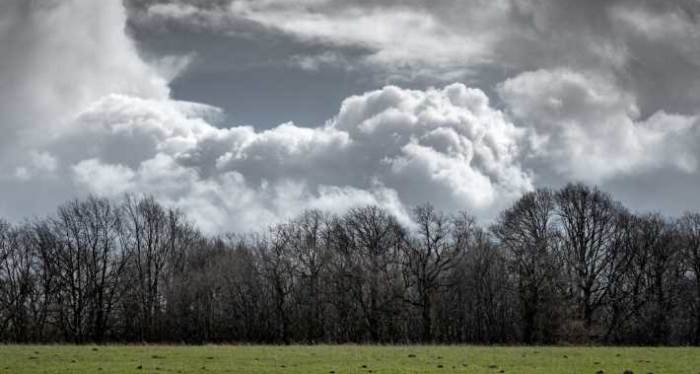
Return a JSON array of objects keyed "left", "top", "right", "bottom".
[{"left": 422, "top": 292, "right": 432, "bottom": 343}]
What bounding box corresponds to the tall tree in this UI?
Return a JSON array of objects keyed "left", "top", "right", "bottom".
[
  {"left": 555, "top": 183, "right": 623, "bottom": 338},
  {"left": 258, "top": 227, "right": 297, "bottom": 344},
  {"left": 402, "top": 204, "right": 473, "bottom": 342},
  {"left": 679, "top": 213, "right": 700, "bottom": 344},
  {"left": 493, "top": 189, "right": 561, "bottom": 343},
  {"left": 286, "top": 210, "right": 331, "bottom": 343},
  {"left": 51, "top": 197, "right": 127, "bottom": 342},
  {"left": 342, "top": 206, "right": 404, "bottom": 342},
  {"left": 121, "top": 195, "right": 190, "bottom": 341},
  {"left": 0, "top": 221, "right": 35, "bottom": 342}
]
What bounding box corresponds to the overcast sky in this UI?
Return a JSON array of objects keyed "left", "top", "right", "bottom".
[{"left": 1, "top": 0, "right": 699, "bottom": 233}]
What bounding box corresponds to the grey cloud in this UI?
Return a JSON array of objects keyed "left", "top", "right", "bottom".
[
  {"left": 0, "top": 0, "right": 170, "bottom": 170},
  {"left": 3, "top": 0, "right": 700, "bottom": 232},
  {"left": 126, "top": 0, "right": 700, "bottom": 115}
]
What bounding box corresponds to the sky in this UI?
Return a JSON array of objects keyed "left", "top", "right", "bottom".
[{"left": 1, "top": 0, "right": 699, "bottom": 233}]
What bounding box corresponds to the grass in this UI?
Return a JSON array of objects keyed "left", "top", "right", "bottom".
[{"left": 0, "top": 345, "right": 699, "bottom": 374}]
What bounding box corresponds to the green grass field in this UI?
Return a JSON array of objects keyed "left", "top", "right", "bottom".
[{"left": 0, "top": 345, "right": 698, "bottom": 374}]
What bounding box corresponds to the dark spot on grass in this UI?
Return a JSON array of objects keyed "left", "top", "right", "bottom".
[
  {"left": 136, "top": 365, "right": 142, "bottom": 370},
  {"left": 28, "top": 356, "right": 38, "bottom": 360},
  {"left": 563, "top": 355, "right": 568, "bottom": 358},
  {"left": 206, "top": 356, "right": 215, "bottom": 360},
  {"left": 623, "top": 370, "right": 634, "bottom": 374},
  {"left": 437, "top": 356, "right": 443, "bottom": 359},
  {"left": 595, "top": 362, "right": 601, "bottom": 365},
  {"left": 488, "top": 364, "right": 498, "bottom": 369},
  {"left": 499, "top": 370, "right": 505, "bottom": 373},
  {"left": 437, "top": 364, "right": 443, "bottom": 368},
  {"left": 92, "top": 348, "right": 98, "bottom": 352},
  {"left": 152, "top": 355, "right": 165, "bottom": 359},
  {"left": 361, "top": 364, "right": 367, "bottom": 368},
  {"left": 596, "top": 370, "right": 604, "bottom": 374},
  {"left": 408, "top": 354, "right": 416, "bottom": 358}
]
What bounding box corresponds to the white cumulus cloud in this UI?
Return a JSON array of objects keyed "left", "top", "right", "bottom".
[
  {"left": 60, "top": 84, "right": 532, "bottom": 232},
  {"left": 499, "top": 68, "right": 700, "bottom": 181}
]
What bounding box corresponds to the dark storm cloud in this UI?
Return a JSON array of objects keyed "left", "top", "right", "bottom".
[
  {"left": 123, "top": 0, "right": 380, "bottom": 127},
  {"left": 124, "top": 0, "right": 700, "bottom": 114}
]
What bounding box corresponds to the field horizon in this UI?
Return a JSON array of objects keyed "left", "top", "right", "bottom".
[{"left": 1, "top": 345, "right": 699, "bottom": 374}]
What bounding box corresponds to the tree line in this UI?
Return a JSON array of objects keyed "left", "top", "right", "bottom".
[{"left": 1, "top": 183, "right": 699, "bottom": 345}]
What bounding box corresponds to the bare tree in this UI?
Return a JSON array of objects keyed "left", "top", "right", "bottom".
[
  {"left": 219, "top": 235, "right": 268, "bottom": 342},
  {"left": 258, "top": 226, "right": 297, "bottom": 344},
  {"left": 639, "top": 214, "right": 681, "bottom": 344},
  {"left": 445, "top": 229, "right": 516, "bottom": 343},
  {"left": 1, "top": 185, "right": 699, "bottom": 345},
  {"left": 555, "top": 183, "right": 623, "bottom": 338},
  {"left": 493, "top": 189, "right": 561, "bottom": 343},
  {"left": 23, "top": 221, "right": 61, "bottom": 342},
  {"left": 49, "top": 197, "right": 127, "bottom": 342},
  {"left": 342, "top": 206, "right": 404, "bottom": 342},
  {"left": 285, "top": 210, "right": 332, "bottom": 342},
  {"left": 121, "top": 195, "right": 190, "bottom": 341},
  {"left": 0, "top": 219, "right": 13, "bottom": 338},
  {"left": 0, "top": 221, "right": 35, "bottom": 341},
  {"left": 324, "top": 215, "right": 362, "bottom": 342},
  {"left": 598, "top": 212, "right": 636, "bottom": 343},
  {"left": 402, "top": 204, "right": 473, "bottom": 342},
  {"left": 679, "top": 212, "right": 700, "bottom": 344}
]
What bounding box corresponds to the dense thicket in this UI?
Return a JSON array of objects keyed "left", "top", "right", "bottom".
[{"left": 1, "top": 183, "right": 699, "bottom": 345}]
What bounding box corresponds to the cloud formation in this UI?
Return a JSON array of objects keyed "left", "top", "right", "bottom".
[
  {"left": 0, "top": 0, "right": 172, "bottom": 219},
  {"left": 0, "top": 0, "right": 533, "bottom": 233},
  {"left": 129, "top": 0, "right": 700, "bottom": 92},
  {"left": 2, "top": 0, "right": 700, "bottom": 232},
  {"left": 58, "top": 84, "right": 532, "bottom": 233},
  {"left": 499, "top": 69, "right": 700, "bottom": 181}
]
